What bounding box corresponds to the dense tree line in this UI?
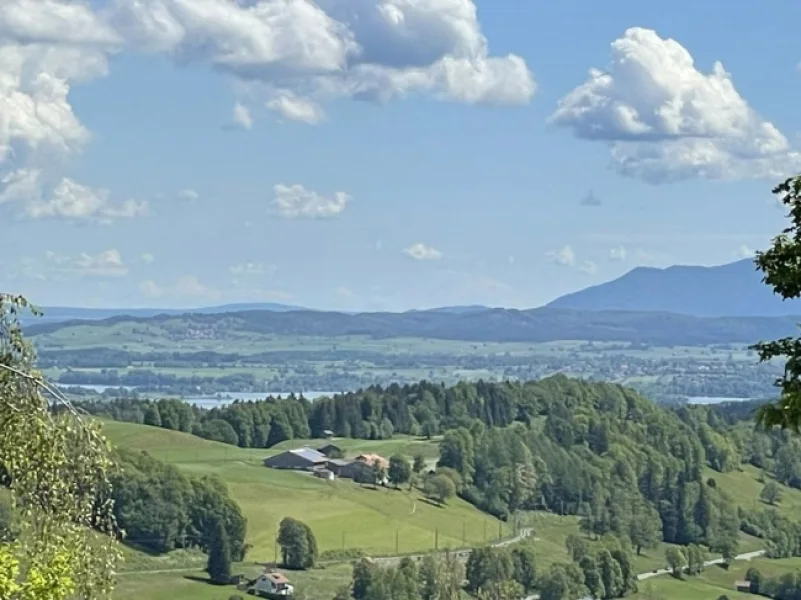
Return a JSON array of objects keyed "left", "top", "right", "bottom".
[
  {"left": 341, "top": 552, "right": 465, "bottom": 600},
  {"left": 111, "top": 449, "right": 247, "bottom": 560}
]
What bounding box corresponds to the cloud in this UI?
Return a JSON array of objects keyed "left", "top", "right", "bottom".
[
  {"left": 232, "top": 102, "right": 253, "bottom": 129},
  {"left": 177, "top": 189, "right": 199, "bottom": 201},
  {"left": 551, "top": 27, "right": 801, "bottom": 183},
  {"left": 335, "top": 285, "right": 358, "bottom": 300},
  {"left": 581, "top": 190, "right": 602, "bottom": 206},
  {"left": 608, "top": 246, "right": 627, "bottom": 261},
  {"left": 267, "top": 91, "right": 325, "bottom": 124},
  {"left": 138, "top": 252, "right": 155, "bottom": 264},
  {"left": 139, "top": 275, "right": 220, "bottom": 301},
  {"left": 229, "top": 261, "right": 275, "bottom": 276},
  {"left": 403, "top": 243, "right": 442, "bottom": 261},
  {"left": 546, "top": 245, "right": 575, "bottom": 267},
  {"left": 108, "top": 0, "right": 535, "bottom": 128},
  {"left": 9, "top": 248, "right": 129, "bottom": 280},
  {"left": 0, "top": 169, "right": 147, "bottom": 223},
  {"left": 578, "top": 261, "right": 598, "bottom": 275},
  {"left": 270, "top": 183, "right": 350, "bottom": 219},
  {"left": 737, "top": 244, "right": 756, "bottom": 259}
]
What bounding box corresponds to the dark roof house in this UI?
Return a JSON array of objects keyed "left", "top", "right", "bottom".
[
  {"left": 263, "top": 447, "right": 328, "bottom": 470},
  {"left": 317, "top": 443, "right": 343, "bottom": 457}
]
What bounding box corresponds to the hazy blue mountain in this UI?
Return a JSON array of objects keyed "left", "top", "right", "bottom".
[
  {"left": 547, "top": 259, "right": 800, "bottom": 317},
  {"left": 30, "top": 302, "right": 305, "bottom": 324},
  {"left": 409, "top": 305, "right": 491, "bottom": 314}
]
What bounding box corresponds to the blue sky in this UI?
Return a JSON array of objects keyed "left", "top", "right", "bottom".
[{"left": 1, "top": 0, "right": 799, "bottom": 311}]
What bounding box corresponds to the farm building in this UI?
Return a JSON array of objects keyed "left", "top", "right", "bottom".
[
  {"left": 356, "top": 453, "right": 389, "bottom": 470},
  {"left": 246, "top": 571, "right": 294, "bottom": 597},
  {"left": 327, "top": 458, "right": 372, "bottom": 480},
  {"left": 313, "top": 468, "right": 335, "bottom": 481},
  {"left": 263, "top": 447, "right": 328, "bottom": 471},
  {"left": 734, "top": 581, "right": 751, "bottom": 593},
  {"left": 317, "top": 443, "right": 343, "bottom": 458}
]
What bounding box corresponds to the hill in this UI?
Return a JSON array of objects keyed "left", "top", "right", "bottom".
[
  {"left": 25, "top": 302, "right": 305, "bottom": 324},
  {"left": 25, "top": 305, "right": 801, "bottom": 347},
  {"left": 547, "top": 259, "right": 800, "bottom": 317},
  {"left": 100, "top": 420, "right": 511, "bottom": 559}
]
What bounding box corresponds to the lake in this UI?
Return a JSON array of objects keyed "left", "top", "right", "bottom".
[
  {"left": 686, "top": 396, "right": 755, "bottom": 405},
  {"left": 57, "top": 384, "right": 339, "bottom": 407}
]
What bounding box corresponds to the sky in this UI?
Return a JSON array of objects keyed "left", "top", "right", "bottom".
[{"left": 1, "top": 0, "right": 800, "bottom": 311}]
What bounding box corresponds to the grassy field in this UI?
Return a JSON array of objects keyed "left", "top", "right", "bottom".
[
  {"left": 114, "top": 562, "right": 353, "bottom": 600},
  {"left": 633, "top": 556, "right": 801, "bottom": 599},
  {"left": 33, "top": 320, "right": 757, "bottom": 361},
  {"left": 102, "top": 421, "right": 511, "bottom": 562},
  {"left": 102, "top": 419, "right": 801, "bottom": 600}
]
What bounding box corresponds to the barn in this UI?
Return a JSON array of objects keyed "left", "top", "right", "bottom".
[{"left": 263, "top": 447, "right": 328, "bottom": 471}]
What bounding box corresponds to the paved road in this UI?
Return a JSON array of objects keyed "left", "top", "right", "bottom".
[
  {"left": 637, "top": 549, "right": 766, "bottom": 581},
  {"left": 521, "top": 548, "right": 767, "bottom": 600},
  {"left": 371, "top": 527, "right": 534, "bottom": 567}
]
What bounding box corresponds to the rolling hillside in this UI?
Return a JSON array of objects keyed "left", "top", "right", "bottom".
[
  {"left": 547, "top": 259, "right": 799, "bottom": 317},
  {"left": 25, "top": 306, "right": 801, "bottom": 348},
  {"left": 100, "top": 420, "right": 511, "bottom": 559}
]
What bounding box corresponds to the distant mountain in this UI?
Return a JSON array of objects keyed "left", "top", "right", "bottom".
[
  {"left": 547, "top": 259, "right": 800, "bottom": 318},
  {"left": 28, "top": 302, "right": 305, "bottom": 324},
  {"left": 409, "top": 305, "right": 492, "bottom": 315},
  {"left": 24, "top": 306, "right": 801, "bottom": 347}
]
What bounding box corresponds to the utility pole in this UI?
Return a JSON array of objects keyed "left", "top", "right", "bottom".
[{"left": 396, "top": 530, "right": 399, "bottom": 554}]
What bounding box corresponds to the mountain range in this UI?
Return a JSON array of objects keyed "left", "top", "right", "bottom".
[
  {"left": 17, "top": 258, "right": 800, "bottom": 326},
  {"left": 547, "top": 259, "right": 797, "bottom": 317}
]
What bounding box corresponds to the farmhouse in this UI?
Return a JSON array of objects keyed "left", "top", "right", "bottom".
[
  {"left": 356, "top": 453, "right": 389, "bottom": 470},
  {"left": 246, "top": 571, "right": 294, "bottom": 597},
  {"left": 263, "top": 447, "right": 328, "bottom": 471}
]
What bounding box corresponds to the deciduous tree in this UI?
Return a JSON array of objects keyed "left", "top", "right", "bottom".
[{"left": 0, "top": 295, "right": 119, "bottom": 599}]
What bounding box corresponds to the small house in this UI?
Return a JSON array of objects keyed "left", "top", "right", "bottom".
[
  {"left": 248, "top": 571, "right": 294, "bottom": 597},
  {"left": 317, "top": 443, "right": 344, "bottom": 458},
  {"left": 263, "top": 447, "right": 328, "bottom": 471},
  {"left": 323, "top": 429, "right": 335, "bottom": 439},
  {"left": 355, "top": 453, "right": 389, "bottom": 470},
  {"left": 734, "top": 581, "right": 752, "bottom": 593}
]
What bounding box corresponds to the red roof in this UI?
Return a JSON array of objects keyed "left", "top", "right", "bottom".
[{"left": 266, "top": 572, "right": 290, "bottom": 584}]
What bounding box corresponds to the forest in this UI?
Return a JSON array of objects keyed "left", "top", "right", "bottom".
[{"left": 76, "top": 376, "right": 801, "bottom": 574}]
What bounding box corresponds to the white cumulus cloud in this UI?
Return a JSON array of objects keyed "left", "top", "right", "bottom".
[
  {"left": 737, "top": 244, "right": 756, "bottom": 259},
  {"left": 608, "top": 246, "right": 627, "bottom": 261},
  {"left": 551, "top": 27, "right": 801, "bottom": 183},
  {"left": 267, "top": 91, "right": 325, "bottom": 124},
  {"left": 0, "top": 169, "right": 147, "bottom": 223},
  {"left": 232, "top": 102, "right": 254, "bottom": 129},
  {"left": 546, "top": 245, "right": 575, "bottom": 267},
  {"left": 177, "top": 188, "right": 199, "bottom": 201},
  {"left": 10, "top": 248, "right": 129, "bottom": 280},
  {"left": 271, "top": 183, "right": 350, "bottom": 219},
  {"left": 108, "top": 0, "right": 535, "bottom": 128},
  {"left": 403, "top": 242, "right": 442, "bottom": 261}
]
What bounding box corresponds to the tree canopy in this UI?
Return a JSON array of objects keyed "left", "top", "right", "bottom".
[
  {"left": 0, "top": 295, "right": 119, "bottom": 599},
  {"left": 753, "top": 175, "right": 801, "bottom": 431}
]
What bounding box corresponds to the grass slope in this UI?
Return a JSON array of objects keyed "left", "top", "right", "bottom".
[{"left": 102, "top": 420, "right": 510, "bottom": 561}]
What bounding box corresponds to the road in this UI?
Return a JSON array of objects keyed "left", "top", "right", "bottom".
[
  {"left": 636, "top": 549, "right": 766, "bottom": 581},
  {"left": 522, "top": 548, "right": 768, "bottom": 600},
  {"left": 370, "top": 527, "right": 535, "bottom": 567}
]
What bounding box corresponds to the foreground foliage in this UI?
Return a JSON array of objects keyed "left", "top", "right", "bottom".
[
  {"left": 753, "top": 175, "right": 801, "bottom": 431},
  {"left": 0, "top": 295, "right": 118, "bottom": 599}
]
